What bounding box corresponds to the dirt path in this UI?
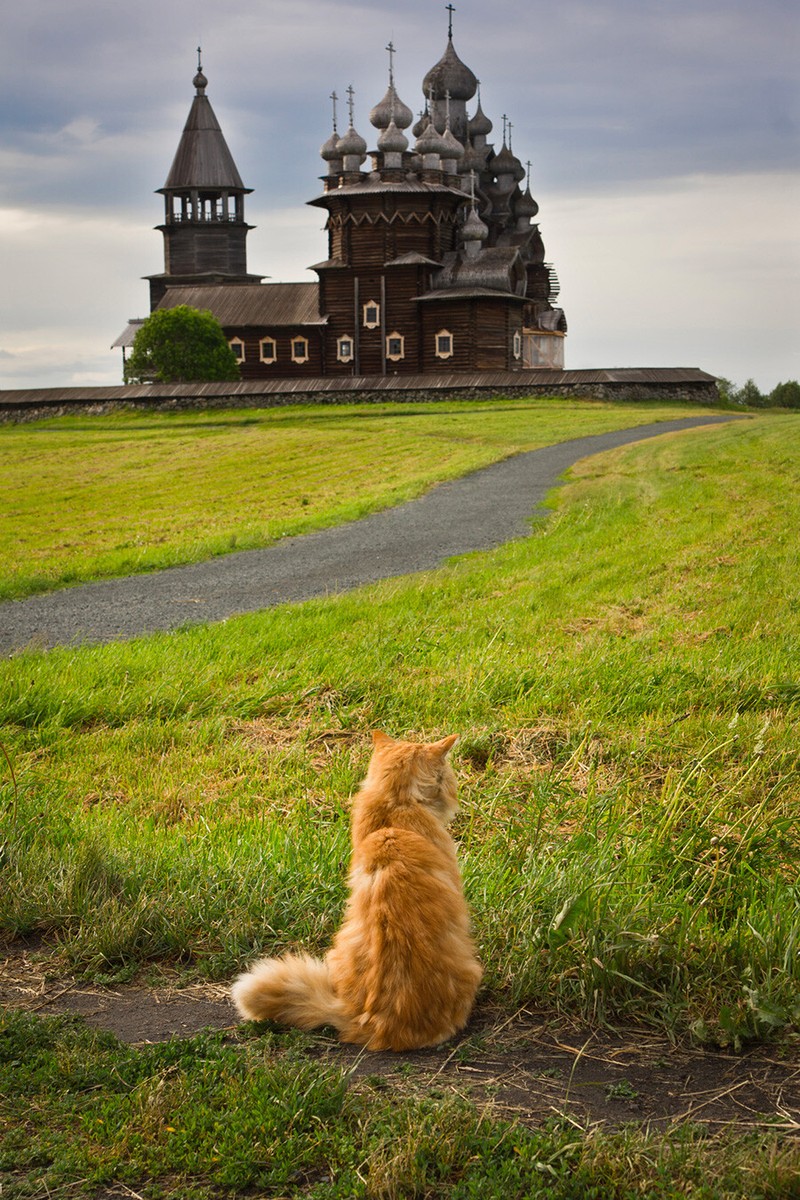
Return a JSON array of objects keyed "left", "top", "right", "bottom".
[
  {"left": 0, "top": 415, "right": 743, "bottom": 655},
  {"left": 4, "top": 951, "right": 797, "bottom": 1133}
]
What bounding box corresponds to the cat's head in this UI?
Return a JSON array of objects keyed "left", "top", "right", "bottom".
[{"left": 368, "top": 730, "right": 459, "bottom": 824}]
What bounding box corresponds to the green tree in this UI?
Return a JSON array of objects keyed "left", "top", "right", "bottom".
[
  {"left": 124, "top": 306, "right": 241, "bottom": 384},
  {"left": 715, "top": 377, "right": 737, "bottom": 404},
  {"left": 735, "top": 378, "right": 764, "bottom": 407},
  {"left": 768, "top": 380, "right": 800, "bottom": 408}
]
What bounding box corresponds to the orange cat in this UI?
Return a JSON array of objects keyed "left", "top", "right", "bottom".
[{"left": 231, "top": 731, "right": 482, "bottom": 1051}]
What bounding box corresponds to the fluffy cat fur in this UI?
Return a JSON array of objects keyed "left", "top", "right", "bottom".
[{"left": 231, "top": 730, "right": 482, "bottom": 1051}]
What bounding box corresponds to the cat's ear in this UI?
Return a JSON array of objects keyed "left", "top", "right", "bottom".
[
  {"left": 371, "top": 730, "right": 395, "bottom": 749},
  {"left": 431, "top": 734, "right": 458, "bottom": 758}
]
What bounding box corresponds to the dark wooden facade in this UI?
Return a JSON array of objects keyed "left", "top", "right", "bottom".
[{"left": 119, "top": 26, "right": 568, "bottom": 379}]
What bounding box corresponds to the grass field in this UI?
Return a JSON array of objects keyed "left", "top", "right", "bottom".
[
  {"left": 1, "top": 398, "right": 798, "bottom": 1197},
  {"left": 0, "top": 397, "right": 721, "bottom": 601}
]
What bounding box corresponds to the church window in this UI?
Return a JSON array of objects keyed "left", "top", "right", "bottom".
[
  {"left": 512, "top": 329, "right": 522, "bottom": 360},
  {"left": 386, "top": 333, "right": 405, "bottom": 361},
  {"left": 229, "top": 338, "right": 246, "bottom": 362},
  {"left": 291, "top": 336, "right": 309, "bottom": 363},
  {"left": 434, "top": 330, "right": 453, "bottom": 359},
  {"left": 363, "top": 301, "right": 380, "bottom": 329},
  {"left": 259, "top": 337, "right": 277, "bottom": 364},
  {"left": 337, "top": 336, "right": 354, "bottom": 363}
]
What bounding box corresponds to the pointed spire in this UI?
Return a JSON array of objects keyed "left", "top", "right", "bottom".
[{"left": 163, "top": 58, "right": 246, "bottom": 190}]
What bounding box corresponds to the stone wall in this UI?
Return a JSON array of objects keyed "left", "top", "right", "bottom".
[{"left": 0, "top": 378, "right": 721, "bottom": 423}]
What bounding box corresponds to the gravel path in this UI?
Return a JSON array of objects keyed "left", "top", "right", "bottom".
[{"left": 0, "top": 415, "right": 741, "bottom": 655}]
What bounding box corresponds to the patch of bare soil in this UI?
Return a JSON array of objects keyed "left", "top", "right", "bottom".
[{"left": 3, "top": 950, "right": 798, "bottom": 1134}]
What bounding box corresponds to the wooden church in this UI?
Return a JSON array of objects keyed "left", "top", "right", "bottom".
[{"left": 117, "top": 13, "right": 567, "bottom": 379}]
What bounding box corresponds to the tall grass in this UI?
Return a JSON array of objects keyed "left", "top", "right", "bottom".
[{"left": 1, "top": 412, "right": 797, "bottom": 1046}]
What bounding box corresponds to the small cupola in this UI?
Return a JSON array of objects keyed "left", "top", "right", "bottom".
[
  {"left": 320, "top": 90, "right": 344, "bottom": 182},
  {"left": 336, "top": 86, "right": 367, "bottom": 176},
  {"left": 370, "top": 42, "right": 414, "bottom": 131}
]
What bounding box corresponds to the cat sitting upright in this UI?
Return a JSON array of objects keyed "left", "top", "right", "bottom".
[{"left": 231, "top": 730, "right": 482, "bottom": 1051}]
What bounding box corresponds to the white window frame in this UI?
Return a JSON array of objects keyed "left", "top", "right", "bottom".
[
  {"left": 336, "top": 335, "right": 354, "bottom": 363},
  {"left": 259, "top": 337, "right": 277, "bottom": 364},
  {"left": 229, "top": 337, "right": 246, "bottom": 362},
  {"left": 385, "top": 332, "right": 405, "bottom": 362},
  {"left": 434, "top": 329, "right": 453, "bottom": 360},
  {"left": 290, "top": 336, "right": 309, "bottom": 364},
  {"left": 363, "top": 301, "right": 380, "bottom": 329}
]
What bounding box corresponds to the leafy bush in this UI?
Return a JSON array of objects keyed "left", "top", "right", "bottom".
[{"left": 124, "top": 305, "right": 241, "bottom": 384}]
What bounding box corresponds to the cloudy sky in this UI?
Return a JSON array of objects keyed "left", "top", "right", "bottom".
[{"left": 1, "top": 0, "right": 797, "bottom": 391}]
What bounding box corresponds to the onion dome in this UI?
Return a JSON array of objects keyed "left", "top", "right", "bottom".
[
  {"left": 320, "top": 129, "right": 342, "bottom": 162},
  {"left": 468, "top": 101, "right": 492, "bottom": 139},
  {"left": 463, "top": 205, "right": 488, "bottom": 243},
  {"left": 413, "top": 107, "right": 430, "bottom": 139},
  {"left": 193, "top": 69, "right": 208, "bottom": 95},
  {"left": 337, "top": 125, "right": 367, "bottom": 159},
  {"left": 440, "top": 124, "right": 465, "bottom": 162},
  {"left": 370, "top": 84, "right": 414, "bottom": 131},
  {"left": 515, "top": 186, "right": 539, "bottom": 221},
  {"left": 415, "top": 119, "right": 447, "bottom": 157},
  {"left": 378, "top": 119, "right": 409, "bottom": 155},
  {"left": 491, "top": 142, "right": 519, "bottom": 178},
  {"left": 422, "top": 38, "right": 478, "bottom": 102}
]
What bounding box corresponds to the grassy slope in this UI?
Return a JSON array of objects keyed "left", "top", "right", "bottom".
[
  {"left": 0, "top": 398, "right": 719, "bottom": 600},
  {"left": 1, "top": 404, "right": 798, "bottom": 1198},
  {"left": 1, "top": 410, "right": 797, "bottom": 1039}
]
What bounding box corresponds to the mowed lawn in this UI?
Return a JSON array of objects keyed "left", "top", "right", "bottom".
[
  {"left": 1, "top": 399, "right": 798, "bottom": 1198},
  {"left": 0, "top": 397, "right": 721, "bottom": 600}
]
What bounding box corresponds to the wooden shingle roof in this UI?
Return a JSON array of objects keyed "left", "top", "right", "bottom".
[
  {"left": 157, "top": 283, "right": 326, "bottom": 327},
  {"left": 161, "top": 80, "right": 248, "bottom": 193}
]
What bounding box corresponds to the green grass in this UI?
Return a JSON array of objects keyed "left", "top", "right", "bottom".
[
  {"left": 0, "top": 397, "right": 721, "bottom": 600},
  {"left": 1, "top": 401, "right": 798, "bottom": 1197},
  {"left": 1, "top": 408, "right": 797, "bottom": 1042},
  {"left": 1, "top": 1011, "right": 796, "bottom": 1199}
]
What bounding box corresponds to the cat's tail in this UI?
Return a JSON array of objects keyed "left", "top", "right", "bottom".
[{"left": 231, "top": 953, "right": 348, "bottom": 1033}]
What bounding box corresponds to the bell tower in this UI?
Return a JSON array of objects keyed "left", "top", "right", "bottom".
[{"left": 146, "top": 53, "right": 262, "bottom": 309}]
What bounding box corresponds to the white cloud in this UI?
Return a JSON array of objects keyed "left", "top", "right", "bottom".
[{"left": 545, "top": 172, "right": 800, "bottom": 388}]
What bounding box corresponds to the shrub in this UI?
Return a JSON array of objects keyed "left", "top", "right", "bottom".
[{"left": 124, "top": 306, "right": 241, "bottom": 384}]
